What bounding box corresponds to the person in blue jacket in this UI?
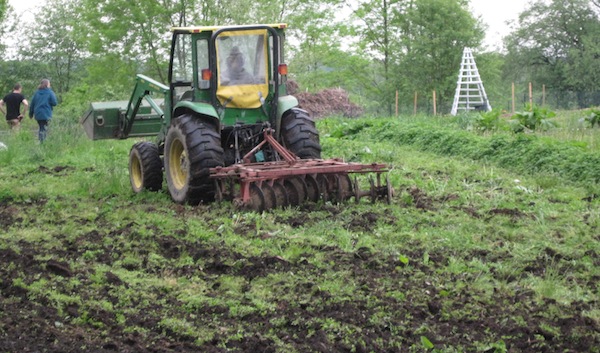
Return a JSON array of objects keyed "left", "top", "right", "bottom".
[{"left": 29, "top": 79, "right": 58, "bottom": 142}]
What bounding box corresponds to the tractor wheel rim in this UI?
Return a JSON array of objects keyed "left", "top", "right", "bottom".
[
  {"left": 131, "top": 154, "right": 143, "bottom": 189},
  {"left": 170, "top": 139, "right": 188, "bottom": 190}
]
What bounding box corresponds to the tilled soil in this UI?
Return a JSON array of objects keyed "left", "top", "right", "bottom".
[{"left": 1, "top": 195, "right": 599, "bottom": 352}]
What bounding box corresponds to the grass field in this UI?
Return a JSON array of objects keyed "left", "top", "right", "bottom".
[{"left": 1, "top": 110, "right": 599, "bottom": 352}]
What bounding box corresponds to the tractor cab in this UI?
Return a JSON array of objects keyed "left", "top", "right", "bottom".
[{"left": 170, "top": 24, "right": 288, "bottom": 129}]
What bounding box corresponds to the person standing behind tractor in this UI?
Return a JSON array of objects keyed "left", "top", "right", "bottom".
[
  {"left": 29, "top": 79, "right": 57, "bottom": 142},
  {"left": 0, "top": 83, "right": 29, "bottom": 130}
]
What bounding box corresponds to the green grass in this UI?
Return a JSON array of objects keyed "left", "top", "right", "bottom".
[{"left": 0, "top": 110, "right": 599, "bottom": 352}]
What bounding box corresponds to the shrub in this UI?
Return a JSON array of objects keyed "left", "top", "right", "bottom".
[
  {"left": 510, "top": 104, "right": 557, "bottom": 133},
  {"left": 582, "top": 108, "right": 600, "bottom": 128},
  {"left": 474, "top": 109, "right": 503, "bottom": 133}
]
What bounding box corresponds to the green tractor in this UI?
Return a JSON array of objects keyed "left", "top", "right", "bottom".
[{"left": 82, "top": 24, "right": 391, "bottom": 210}]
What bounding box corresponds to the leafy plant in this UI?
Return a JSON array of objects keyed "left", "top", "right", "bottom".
[
  {"left": 474, "top": 109, "right": 503, "bottom": 132},
  {"left": 582, "top": 108, "right": 600, "bottom": 128},
  {"left": 510, "top": 104, "right": 557, "bottom": 133}
]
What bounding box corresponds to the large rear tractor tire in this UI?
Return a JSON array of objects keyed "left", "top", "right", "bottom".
[
  {"left": 281, "top": 108, "right": 321, "bottom": 159},
  {"left": 129, "top": 141, "right": 163, "bottom": 193},
  {"left": 164, "top": 115, "right": 224, "bottom": 204}
]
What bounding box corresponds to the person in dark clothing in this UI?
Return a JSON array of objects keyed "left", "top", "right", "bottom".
[
  {"left": 221, "top": 46, "right": 253, "bottom": 85},
  {"left": 29, "top": 79, "right": 58, "bottom": 142},
  {"left": 0, "top": 83, "right": 29, "bottom": 130}
]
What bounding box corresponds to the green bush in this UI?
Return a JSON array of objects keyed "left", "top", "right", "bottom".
[
  {"left": 582, "top": 108, "right": 600, "bottom": 128},
  {"left": 475, "top": 109, "right": 503, "bottom": 133},
  {"left": 510, "top": 104, "right": 557, "bottom": 133},
  {"left": 332, "top": 117, "right": 600, "bottom": 185}
]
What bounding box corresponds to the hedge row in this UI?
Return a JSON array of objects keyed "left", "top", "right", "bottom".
[{"left": 329, "top": 119, "right": 600, "bottom": 185}]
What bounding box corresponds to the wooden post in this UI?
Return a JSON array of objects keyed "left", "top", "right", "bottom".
[
  {"left": 395, "top": 90, "right": 399, "bottom": 117},
  {"left": 529, "top": 82, "right": 533, "bottom": 109},
  {"left": 414, "top": 92, "right": 418, "bottom": 115},
  {"left": 512, "top": 82, "right": 515, "bottom": 113},
  {"left": 433, "top": 90, "right": 437, "bottom": 116}
]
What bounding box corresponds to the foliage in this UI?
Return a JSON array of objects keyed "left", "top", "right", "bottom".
[
  {"left": 0, "top": 0, "right": 6, "bottom": 24},
  {"left": 510, "top": 104, "right": 557, "bottom": 133},
  {"left": 3, "top": 0, "right": 600, "bottom": 121},
  {"left": 286, "top": 1, "right": 357, "bottom": 92},
  {"left": 399, "top": 0, "right": 484, "bottom": 110},
  {"left": 503, "top": 0, "right": 600, "bottom": 102},
  {"left": 324, "top": 114, "right": 600, "bottom": 185},
  {"left": 350, "top": 0, "right": 484, "bottom": 116},
  {"left": 13, "top": 0, "right": 86, "bottom": 98},
  {"left": 0, "top": 60, "right": 50, "bottom": 99},
  {"left": 474, "top": 109, "right": 503, "bottom": 132},
  {"left": 583, "top": 108, "right": 600, "bottom": 128}
]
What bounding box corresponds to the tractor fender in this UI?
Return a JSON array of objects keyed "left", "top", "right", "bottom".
[
  {"left": 277, "top": 95, "right": 299, "bottom": 119},
  {"left": 276, "top": 95, "right": 300, "bottom": 135},
  {"left": 173, "top": 101, "right": 220, "bottom": 130}
]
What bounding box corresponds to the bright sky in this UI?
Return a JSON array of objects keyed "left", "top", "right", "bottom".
[
  {"left": 7, "top": 0, "right": 37, "bottom": 19},
  {"left": 8, "top": 0, "right": 528, "bottom": 50},
  {"left": 470, "top": 0, "right": 529, "bottom": 50}
]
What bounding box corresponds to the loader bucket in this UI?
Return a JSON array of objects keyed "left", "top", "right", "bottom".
[{"left": 80, "top": 100, "right": 164, "bottom": 140}]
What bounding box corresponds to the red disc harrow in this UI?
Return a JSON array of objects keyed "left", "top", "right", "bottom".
[{"left": 210, "top": 129, "right": 393, "bottom": 211}]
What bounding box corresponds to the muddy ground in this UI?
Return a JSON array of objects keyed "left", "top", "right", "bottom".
[{"left": 1, "top": 191, "right": 599, "bottom": 353}]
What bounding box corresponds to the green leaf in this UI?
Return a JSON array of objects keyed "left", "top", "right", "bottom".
[
  {"left": 420, "top": 335, "right": 434, "bottom": 349},
  {"left": 399, "top": 255, "right": 409, "bottom": 265}
]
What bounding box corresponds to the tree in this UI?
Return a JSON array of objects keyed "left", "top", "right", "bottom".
[
  {"left": 14, "top": 0, "right": 86, "bottom": 99},
  {"left": 0, "top": 0, "right": 9, "bottom": 58},
  {"left": 504, "top": 0, "right": 600, "bottom": 107},
  {"left": 398, "top": 0, "right": 484, "bottom": 113},
  {"left": 349, "top": 0, "right": 483, "bottom": 115},
  {"left": 351, "top": 0, "right": 412, "bottom": 116},
  {"left": 0, "top": 0, "right": 6, "bottom": 22},
  {"left": 284, "top": 0, "right": 354, "bottom": 91}
]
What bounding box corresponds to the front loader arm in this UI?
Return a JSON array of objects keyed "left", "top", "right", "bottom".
[{"left": 118, "top": 74, "right": 169, "bottom": 139}]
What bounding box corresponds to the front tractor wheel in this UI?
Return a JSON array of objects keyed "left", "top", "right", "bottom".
[
  {"left": 164, "top": 115, "right": 224, "bottom": 204},
  {"left": 129, "top": 141, "right": 163, "bottom": 193}
]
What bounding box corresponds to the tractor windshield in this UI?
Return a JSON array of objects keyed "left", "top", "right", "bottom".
[{"left": 216, "top": 29, "right": 269, "bottom": 109}]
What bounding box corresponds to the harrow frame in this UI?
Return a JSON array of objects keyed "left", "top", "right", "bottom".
[{"left": 210, "top": 129, "right": 393, "bottom": 211}]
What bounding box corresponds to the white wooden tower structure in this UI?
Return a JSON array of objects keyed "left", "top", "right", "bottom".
[{"left": 451, "top": 47, "right": 491, "bottom": 115}]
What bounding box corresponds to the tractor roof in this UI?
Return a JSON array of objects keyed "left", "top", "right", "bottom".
[{"left": 171, "top": 24, "right": 287, "bottom": 34}]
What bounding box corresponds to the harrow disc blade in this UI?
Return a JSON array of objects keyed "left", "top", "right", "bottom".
[
  {"left": 304, "top": 174, "right": 321, "bottom": 202},
  {"left": 369, "top": 177, "right": 377, "bottom": 203},
  {"left": 249, "top": 183, "right": 266, "bottom": 212},
  {"left": 261, "top": 183, "right": 277, "bottom": 210},
  {"left": 283, "top": 179, "right": 301, "bottom": 206},
  {"left": 271, "top": 181, "right": 289, "bottom": 208},
  {"left": 316, "top": 174, "right": 330, "bottom": 202},
  {"left": 335, "top": 173, "right": 353, "bottom": 202},
  {"left": 287, "top": 177, "right": 307, "bottom": 205}
]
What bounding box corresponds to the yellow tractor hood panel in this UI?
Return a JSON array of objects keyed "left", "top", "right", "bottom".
[{"left": 217, "top": 84, "right": 268, "bottom": 109}]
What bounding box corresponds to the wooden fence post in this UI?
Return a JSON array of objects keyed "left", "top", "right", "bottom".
[
  {"left": 395, "top": 90, "right": 399, "bottom": 117},
  {"left": 414, "top": 92, "right": 418, "bottom": 115},
  {"left": 433, "top": 90, "right": 437, "bottom": 116},
  {"left": 529, "top": 82, "right": 533, "bottom": 108},
  {"left": 512, "top": 82, "right": 515, "bottom": 113}
]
